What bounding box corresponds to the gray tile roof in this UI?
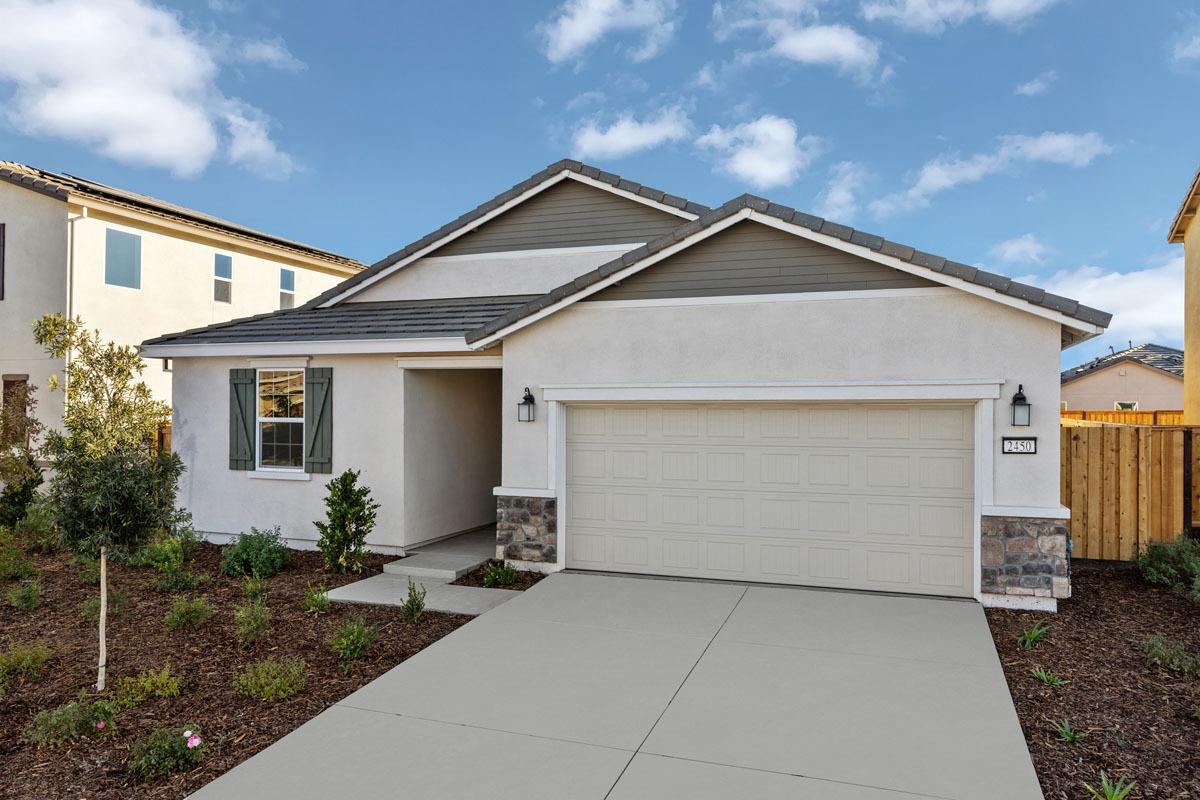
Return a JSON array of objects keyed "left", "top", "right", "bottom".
[
  {"left": 301, "top": 159, "right": 710, "bottom": 309},
  {"left": 465, "top": 193, "right": 1114, "bottom": 344},
  {"left": 1061, "top": 343, "right": 1184, "bottom": 383},
  {"left": 143, "top": 296, "right": 539, "bottom": 347},
  {"left": 0, "top": 162, "right": 365, "bottom": 271}
]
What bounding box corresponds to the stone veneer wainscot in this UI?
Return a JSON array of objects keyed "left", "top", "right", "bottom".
[
  {"left": 496, "top": 496, "right": 558, "bottom": 563},
  {"left": 981, "top": 515, "right": 1070, "bottom": 599}
]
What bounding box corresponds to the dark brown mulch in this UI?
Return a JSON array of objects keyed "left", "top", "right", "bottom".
[
  {"left": 0, "top": 543, "right": 472, "bottom": 799},
  {"left": 450, "top": 560, "right": 546, "bottom": 591},
  {"left": 986, "top": 562, "right": 1200, "bottom": 800}
]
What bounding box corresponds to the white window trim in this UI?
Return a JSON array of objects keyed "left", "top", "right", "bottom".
[
  {"left": 255, "top": 367, "right": 305, "bottom": 472},
  {"left": 247, "top": 469, "right": 311, "bottom": 482}
]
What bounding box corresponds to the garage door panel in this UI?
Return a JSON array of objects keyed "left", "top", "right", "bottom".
[{"left": 565, "top": 403, "right": 975, "bottom": 597}]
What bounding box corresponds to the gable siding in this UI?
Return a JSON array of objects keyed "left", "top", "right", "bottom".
[
  {"left": 591, "top": 220, "right": 937, "bottom": 301},
  {"left": 435, "top": 179, "right": 684, "bottom": 256}
]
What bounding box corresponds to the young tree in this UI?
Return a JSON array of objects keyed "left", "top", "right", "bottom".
[
  {"left": 34, "top": 314, "right": 180, "bottom": 690},
  {"left": 0, "top": 381, "right": 45, "bottom": 526},
  {"left": 315, "top": 469, "right": 380, "bottom": 573}
]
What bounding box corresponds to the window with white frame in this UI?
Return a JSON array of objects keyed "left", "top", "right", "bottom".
[
  {"left": 279, "top": 268, "right": 295, "bottom": 309},
  {"left": 214, "top": 254, "right": 232, "bottom": 303},
  {"left": 257, "top": 369, "right": 304, "bottom": 469},
  {"left": 1115, "top": 401, "right": 1138, "bottom": 411}
]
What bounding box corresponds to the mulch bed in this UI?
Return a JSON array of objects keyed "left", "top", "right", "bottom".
[
  {"left": 451, "top": 560, "right": 546, "bottom": 591},
  {"left": 0, "top": 543, "right": 472, "bottom": 799},
  {"left": 986, "top": 562, "right": 1200, "bottom": 799}
]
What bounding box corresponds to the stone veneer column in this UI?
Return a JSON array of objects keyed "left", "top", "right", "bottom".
[
  {"left": 981, "top": 516, "right": 1070, "bottom": 599},
  {"left": 495, "top": 496, "right": 558, "bottom": 563}
]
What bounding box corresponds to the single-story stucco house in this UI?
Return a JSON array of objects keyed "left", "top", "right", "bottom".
[
  {"left": 143, "top": 160, "right": 1111, "bottom": 611},
  {"left": 1060, "top": 342, "right": 1184, "bottom": 411}
]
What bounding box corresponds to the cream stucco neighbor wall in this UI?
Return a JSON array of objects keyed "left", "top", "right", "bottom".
[
  {"left": 498, "top": 290, "right": 1065, "bottom": 513},
  {"left": 1061, "top": 362, "right": 1183, "bottom": 411},
  {"left": 0, "top": 182, "right": 68, "bottom": 428}
]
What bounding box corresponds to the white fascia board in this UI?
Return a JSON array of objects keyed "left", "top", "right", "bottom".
[
  {"left": 583, "top": 287, "right": 954, "bottom": 309},
  {"left": 394, "top": 356, "right": 503, "bottom": 368},
  {"left": 540, "top": 379, "right": 1004, "bottom": 402},
  {"left": 141, "top": 337, "right": 468, "bottom": 358},
  {"left": 318, "top": 171, "right": 698, "bottom": 308}
]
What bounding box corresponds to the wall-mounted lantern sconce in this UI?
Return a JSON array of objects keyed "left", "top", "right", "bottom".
[
  {"left": 1011, "top": 384, "right": 1031, "bottom": 427},
  {"left": 518, "top": 387, "right": 536, "bottom": 423}
]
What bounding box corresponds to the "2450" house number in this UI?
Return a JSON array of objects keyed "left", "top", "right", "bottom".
[{"left": 1002, "top": 437, "right": 1037, "bottom": 454}]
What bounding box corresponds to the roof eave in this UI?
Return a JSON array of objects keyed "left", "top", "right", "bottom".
[{"left": 1168, "top": 164, "right": 1200, "bottom": 243}]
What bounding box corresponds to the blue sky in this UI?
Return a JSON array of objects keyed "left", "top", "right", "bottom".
[{"left": 1, "top": 0, "right": 1196, "bottom": 366}]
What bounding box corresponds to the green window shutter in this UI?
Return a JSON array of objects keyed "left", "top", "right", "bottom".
[
  {"left": 229, "top": 369, "right": 256, "bottom": 470},
  {"left": 304, "top": 367, "right": 333, "bottom": 474}
]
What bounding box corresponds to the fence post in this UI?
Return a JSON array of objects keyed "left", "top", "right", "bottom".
[{"left": 1185, "top": 430, "right": 1196, "bottom": 540}]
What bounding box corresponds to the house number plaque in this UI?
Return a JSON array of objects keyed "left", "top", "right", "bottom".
[{"left": 1002, "top": 437, "right": 1037, "bottom": 454}]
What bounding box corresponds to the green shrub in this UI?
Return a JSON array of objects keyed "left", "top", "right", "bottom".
[
  {"left": 143, "top": 536, "right": 204, "bottom": 592},
  {"left": 221, "top": 526, "right": 288, "bottom": 578},
  {"left": 315, "top": 469, "right": 381, "bottom": 573},
  {"left": 0, "top": 538, "right": 33, "bottom": 582},
  {"left": 328, "top": 615, "right": 375, "bottom": 662},
  {"left": 76, "top": 554, "right": 101, "bottom": 585},
  {"left": 0, "top": 454, "right": 44, "bottom": 529},
  {"left": 243, "top": 575, "right": 271, "bottom": 602},
  {"left": 482, "top": 561, "right": 520, "bottom": 588},
  {"left": 165, "top": 597, "right": 213, "bottom": 631},
  {"left": 1030, "top": 666, "right": 1068, "bottom": 687},
  {"left": 300, "top": 582, "right": 330, "bottom": 614},
  {"left": 235, "top": 600, "right": 271, "bottom": 647},
  {"left": 25, "top": 699, "right": 117, "bottom": 745},
  {"left": 234, "top": 658, "right": 307, "bottom": 701},
  {"left": 1052, "top": 718, "right": 1088, "bottom": 743},
  {"left": 1083, "top": 771, "right": 1136, "bottom": 800},
  {"left": 1017, "top": 620, "right": 1051, "bottom": 650},
  {"left": 128, "top": 726, "right": 206, "bottom": 780},
  {"left": 112, "top": 665, "right": 181, "bottom": 709},
  {"left": 1144, "top": 635, "right": 1199, "bottom": 676},
  {"left": 1135, "top": 537, "right": 1200, "bottom": 594},
  {"left": 6, "top": 578, "right": 40, "bottom": 610},
  {"left": 0, "top": 640, "right": 52, "bottom": 691},
  {"left": 399, "top": 578, "right": 426, "bottom": 624},
  {"left": 81, "top": 588, "right": 128, "bottom": 624},
  {"left": 14, "top": 494, "right": 58, "bottom": 554}
]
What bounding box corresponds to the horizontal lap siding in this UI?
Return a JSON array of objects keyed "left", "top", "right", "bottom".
[
  {"left": 436, "top": 180, "right": 684, "bottom": 256},
  {"left": 594, "top": 221, "right": 936, "bottom": 300}
]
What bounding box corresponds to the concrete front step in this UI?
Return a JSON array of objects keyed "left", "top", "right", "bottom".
[
  {"left": 326, "top": 574, "right": 520, "bottom": 615},
  {"left": 382, "top": 552, "right": 490, "bottom": 581}
]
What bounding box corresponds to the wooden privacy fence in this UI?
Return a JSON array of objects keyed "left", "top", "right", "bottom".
[
  {"left": 1060, "top": 424, "right": 1200, "bottom": 560},
  {"left": 1062, "top": 409, "right": 1184, "bottom": 425}
]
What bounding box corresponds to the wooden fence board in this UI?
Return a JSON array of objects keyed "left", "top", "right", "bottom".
[{"left": 1062, "top": 410, "right": 1184, "bottom": 425}]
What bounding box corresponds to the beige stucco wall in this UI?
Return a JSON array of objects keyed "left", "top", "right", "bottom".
[
  {"left": 0, "top": 182, "right": 68, "bottom": 432},
  {"left": 499, "top": 290, "right": 1066, "bottom": 512},
  {"left": 69, "top": 212, "right": 348, "bottom": 406},
  {"left": 1061, "top": 361, "right": 1183, "bottom": 411},
  {"left": 1185, "top": 219, "right": 1200, "bottom": 424}
]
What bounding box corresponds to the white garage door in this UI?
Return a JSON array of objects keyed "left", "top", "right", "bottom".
[{"left": 564, "top": 402, "right": 976, "bottom": 597}]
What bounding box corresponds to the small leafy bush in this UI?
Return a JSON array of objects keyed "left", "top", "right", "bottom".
[
  {"left": 6, "top": 578, "right": 40, "bottom": 610},
  {"left": 399, "top": 578, "right": 426, "bottom": 624},
  {"left": 1083, "top": 771, "right": 1136, "bottom": 800},
  {"left": 165, "top": 597, "right": 213, "bottom": 631},
  {"left": 0, "top": 538, "right": 33, "bottom": 582},
  {"left": 1017, "top": 620, "right": 1051, "bottom": 650},
  {"left": 1030, "top": 666, "right": 1068, "bottom": 687},
  {"left": 235, "top": 600, "right": 271, "bottom": 647},
  {"left": 1144, "top": 635, "right": 1199, "bottom": 676},
  {"left": 146, "top": 536, "right": 204, "bottom": 593},
  {"left": 327, "top": 615, "right": 375, "bottom": 662},
  {"left": 315, "top": 469, "right": 381, "bottom": 574},
  {"left": 300, "top": 582, "right": 330, "bottom": 615},
  {"left": 0, "top": 640, "right": 52, "bottom": 692},
  {"left": 128, "top": 726, "right": 206, "bottom": 780},
  {"left": 1135, "top": 537, "right": 1200, "bottom": 595},
  {"left": 14, "top": 495, "right": 57, "bottom": 554},
  {"left": 234, "top": 658, "right": 307, "bottom": 701},
  {"left": 25, "top": 699, "right": 117, "bottom": 745},
  {"left": 76, "top": 554, "right": 101, "bottom": 585},
  {"left": 1052, "top": 718, "right": 1087, "bottom": 743},
  {"left": 81, "top": 588, "right": 129, "bottom": 624},
  {"left": 221, "top": 526, "right": 288, "bottom": 578},
  {"left": 243, "top": 575, "right": 271, "bottom": 602},
  {"left": 112, "top": 666, "right": 181, "bottom": 709},
  {"left": 482, "top": 561, "right": 520, "bottom": 588}
]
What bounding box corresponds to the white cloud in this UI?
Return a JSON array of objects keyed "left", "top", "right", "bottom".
[
  {"left": 870, "top": 131, "right": 1112, "bottom": 216},
  {"left": 0, "top": 0, "right": 298, "bottom": 178},
  {"left": 1034, "top": 256, "right": 1184, "bottom": 354},
  {"left": 538, "top": 0, "right": 678, "bottom": 64},
  {"left": 770, "top": 24, "right": 881, "bottom": 78},
  {"left": 572, "top": 107, "right": 690, "bottom": 159},
  {"left": 697, "top": 114, "right": 825, "bottom": 190},
  {"left": 860, "top": 0, "right": 1060, "bottom": 34},
  {"left": 815, "top": 161, "right": 870, "bottom": 221},
  {"left": 1014, "top": 69, "right": 1056, "bottom": 96},
  {"left": 235, "top": 37, "right": 306, "bottom": 72},
  {"left": 991, "top": 233, "right": 1049, "bottom": 265},
  {"left": 1174, "top": 34, "right": 1200, "bottom": 61},
  {"left": 693, "top": 63, "right": 718, "bottom": 89}
]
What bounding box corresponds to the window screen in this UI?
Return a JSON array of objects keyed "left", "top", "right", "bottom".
[{"left": 104, "top": 229, "right": 141, "bottom": 289}]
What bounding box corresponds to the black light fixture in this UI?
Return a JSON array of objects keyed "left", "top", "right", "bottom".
[
  {"left": 518, "top": 387, "right": 536, "bottom": 422},
  {"left": 1011, "top": 384, "right": 1031, "bottom": 427}
]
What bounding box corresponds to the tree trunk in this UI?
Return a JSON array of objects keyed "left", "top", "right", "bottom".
[{"left": 96, "top": 546, "right": 107, "bottom": 692}]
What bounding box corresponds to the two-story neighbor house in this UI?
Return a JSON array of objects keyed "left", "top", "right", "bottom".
[
  {"left": 144, "top": 160, "right": 1111, "bottom": 611},
  {"left": 0, "top": 162, "right": 364, "bottom": 433}
]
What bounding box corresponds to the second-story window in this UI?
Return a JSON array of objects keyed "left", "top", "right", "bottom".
[
  {"left": 214, "top": 254, "right": 232, "bottom": 303},
  {"left": 279, "top": 268, "right": 295, "bottom": 309},
  {"left": 104, "top": 229, "right": 141, "bottom": 289}
]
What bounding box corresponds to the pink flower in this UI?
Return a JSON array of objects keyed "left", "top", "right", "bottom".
[
  {"left": 186, "top": 734, "right": 202, "bottom": 750},
  {"left": 95, "top": 720, "right": 105, "bottom": 730}
]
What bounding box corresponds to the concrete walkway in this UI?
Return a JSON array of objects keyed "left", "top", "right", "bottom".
[{"left": 190, "top": 574, "right": 1043, "bottom": 800}]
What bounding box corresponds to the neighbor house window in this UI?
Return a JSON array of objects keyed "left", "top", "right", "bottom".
[
  {"left": 214, "top": 254, "right": 232, "bottom": 303},
  {"left": 104, "top": 229, "right": 141, "bottom": 289},
  {"left": 1115, "top": 401, "right": 1138, "bottom": 411},
  {"left": 257, "top": 369, "right": 304, "bottom": 469},
  {"left": 279, "top": 268, "right": 295, "bottom": 309}
]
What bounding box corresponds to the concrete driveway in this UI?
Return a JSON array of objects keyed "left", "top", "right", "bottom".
[{"left": 190, "top": 574, "right": 1042, "bottom": 800}]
